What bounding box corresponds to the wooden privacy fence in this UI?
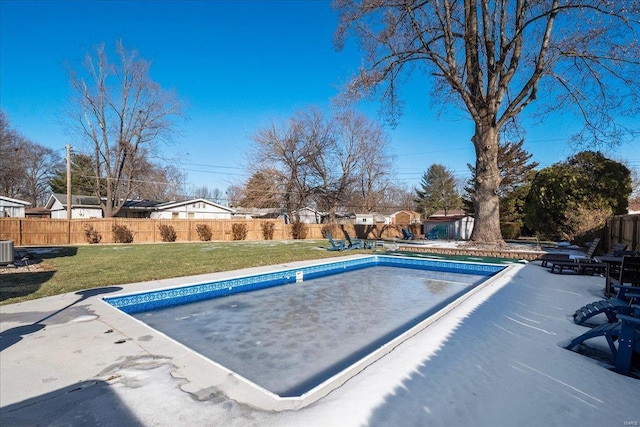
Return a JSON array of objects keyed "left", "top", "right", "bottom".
[
  {"left": 605, "top": 214, "right": 640, "bottom": 253},
  {"left": 0, "top": 218, "right": 413, "bottom": 246}
]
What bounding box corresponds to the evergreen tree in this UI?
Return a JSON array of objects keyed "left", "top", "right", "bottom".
[
  {"left": 415, "top": 164, "right": 461, "bottom": 218},
  {"left": 524, "top": 151, "right": 631, "bottom": 241},
  {"left": 239, "top": 170, "right": 281, "bottom": 209},
  {"left": 50, "top": 153, "right": 105, "bottom": 196}
]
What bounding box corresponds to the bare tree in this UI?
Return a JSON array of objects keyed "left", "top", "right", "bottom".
[
  {"left": 225, "top": 185, "right": 244, "bottom": 208},
  {"left": 1, "top": 111, "right": 62, "bottom": 205},
  {"left": 67, "top": 41, "right": 182, "bottom": 217},
  {"left": 251, "top": 110, "right": 320, "bottom": 222},
  {"left": 251, "top": 107, "right": 393, "bottom": 221},
  {"left": 331, "top": 110, "right": 393, "bottom": 214},
  {"left": 1, "top": 112, "right": 28, "bottom": 198},
  {"left": 191, "top": 185, "right": 224, "bottom": 203},
  {"left": 22, "top": 143, "right": 63, "bottom": 206},
  {"left": 335, "top": 0, "right": 640, "bottom": 244},
  {"left": 129, "top": 160, "right": 185, "bottom": 201}
]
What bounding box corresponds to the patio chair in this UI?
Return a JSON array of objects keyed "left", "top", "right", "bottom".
[
  {"left": 539, "top": 238, "right": 600, "bottom": 268},
  {"left": 426, "top": 227, "right": 438, "bottom": 240},
  {"left": 343, "top": 230, "right": 363, "bottom": 250},
  {"left": 573, "top": 294, "right": 640, "bottom": 326},
  {"left": 549, "top": 238, "right": 607, "bottom": 274},
  {"left": 325, "top": 232, "right": 345, "bottom": 251},
  {"left": 402, "top": 228, "right": 415, "bottom": 240},
  {"left": 609, "top": 255, "right": 640, "bottom": 288},
  {"left": 565, "top": 306, "right": 640, "bottom": 376}
]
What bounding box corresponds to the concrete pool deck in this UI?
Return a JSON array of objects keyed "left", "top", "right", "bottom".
[{"left": 1, "top": 255, "right": 639, "bottom": 426}]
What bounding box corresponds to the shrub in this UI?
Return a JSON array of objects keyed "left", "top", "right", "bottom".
[
  {"left": 231, "top": 223, "right": 248, "bottom": 240},
  {"left": 321, "top": 224, "right": 338, "bottom": 239},
  {"left": 291, "top": 221, "right": 307, "bottom": 240},
  {"left": 84, "top": 225, "right": 102, "bottom": 244},
  {"left": 500, "top": 222, "right": 521, "bottom": 240},
  {"left": 112, "top": 224, "right": 134, "bottom": 243},
  {"left": 564, "top": 205, "right": 611, "bottom": 246},
  {"left": 196, "top": 224, "right": 212, "bottom": 241},
  {"left": 261, "top": 222, "right": 275, "bottom": 240},
  {"left": 158, "top": 224, "right": 177, "bottom": 242}
]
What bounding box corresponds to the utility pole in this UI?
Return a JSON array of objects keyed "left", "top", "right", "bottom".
[{"left": 66, "top": 144, "right": 72, "bottom": 220}]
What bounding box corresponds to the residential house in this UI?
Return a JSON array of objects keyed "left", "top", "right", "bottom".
[
  {"left": 0, "top": 196, "right": 31, "bottom": 217},
  {"left": 44, "top": 194, "right": 234, "bottom": 219},
  {"left": 293, "top": 207, "right": 323, "bottom": 224},
  {"left": 389, "top": 210, "right": 421, "bottom": 225},
  {"left": 234, "top": 206, "right": 322, "bottom": 224},
  {"left": 150, "top": 199, "right": 233, "bottom": 219},
  {"left": 354, "top": 212, "right": 387, "bottom": 225},
  {"left": 45, "top": 194, "right": 103, "bottom": 219},
  {"left": 25, "top": 207, "right": 51, "bottom": 218},
  {"left": 232, "top": 207, "right": 285, "bottom": 221}
]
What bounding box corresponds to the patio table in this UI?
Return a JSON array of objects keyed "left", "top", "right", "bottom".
[{"left": 594, "top": 256, "right": 623, "bottom": 296}]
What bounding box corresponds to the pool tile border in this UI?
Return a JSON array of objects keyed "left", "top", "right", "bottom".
[{"left": 104, "top": 255, "right": 504, "bottom": 314}]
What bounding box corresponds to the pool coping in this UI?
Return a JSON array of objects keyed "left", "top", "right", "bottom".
[{"left": 99, "top": 255, "right": 514, "bottom": 411}]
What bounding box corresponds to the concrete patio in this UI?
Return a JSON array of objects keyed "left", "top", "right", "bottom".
[{"left": 1, "top": 256, "right": 639, "bottom": 426}]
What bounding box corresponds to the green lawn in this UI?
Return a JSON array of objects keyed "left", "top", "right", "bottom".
[{"left": 1, "top": 240, "right": 371, "bottom": 304}]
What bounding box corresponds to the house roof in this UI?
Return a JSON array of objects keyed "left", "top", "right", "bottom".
[
  {"left": 25, "top": 207, "right": 51, "bottom": 215},
  {"left": 391, "top": 210, "right": 420, "bottom": 217},
  {"left": 46, "top": 194, "right": 101, "bottom": 209},
  {"left": 121, "top": 199, "right": 163, "bottom": 209},
  {"left": 429, "top": 209, "right": 467, "bottom": 217},
  {"left": 155, "top": 198, "right": 233, "bottom": 212},
  {"left": 0, "top": 196, "right": 31, "bottom": 206}
]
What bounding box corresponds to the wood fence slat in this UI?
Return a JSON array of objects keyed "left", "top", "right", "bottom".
[{"left": 1, "top": 217, "right": 421, "bottom": 245}]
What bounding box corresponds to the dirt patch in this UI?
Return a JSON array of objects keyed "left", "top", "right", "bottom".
[{"left": 0, "top": 259, "right": 48, "bottom": 274}]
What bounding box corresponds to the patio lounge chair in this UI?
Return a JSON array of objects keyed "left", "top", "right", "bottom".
[
  {"left": 343, "top": 230, "right": 369, "bottom": 250},
  {"left": 325, "top": 232, "right": 345, "bottom": 251},
  {"left": 549, "top": 238, "right": 606, "bottom": 274},
  {"left": 539, "top": 238, "right": 600, "bottom": 268},
  {"left": 573, "top": 295, "right": 640, "bottom": 326},
  {"left": 565, "top": 307, "right": 640, "bottom": 376},
  {"left": 402, "top": 228, "right": 415, "bottom": 240}
]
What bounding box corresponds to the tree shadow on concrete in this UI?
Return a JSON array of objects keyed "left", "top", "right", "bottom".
[
  {"left": 0, "top": 287, "right": 121, "bottom": 352},
  {"left": 0, "top": 380, "right": 143, "bottom": 426}
]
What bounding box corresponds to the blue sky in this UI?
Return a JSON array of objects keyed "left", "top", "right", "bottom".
[{"left": 1, "top": 0, "right": 638, "bottom": 199}]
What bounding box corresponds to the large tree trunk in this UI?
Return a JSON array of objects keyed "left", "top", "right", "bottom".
[{"left": 470, "top": 124, "right": 503, "bottom": 244}]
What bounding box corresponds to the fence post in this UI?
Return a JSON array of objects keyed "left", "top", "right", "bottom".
[
  {"left": 633, "top": 215, "right": 638, "bottom": 251},
  {"left": 617, "top": 216, "right": 623, "bottom": 245}
]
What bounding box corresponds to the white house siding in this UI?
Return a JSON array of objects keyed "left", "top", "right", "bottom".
[
  {"left": 0, "top": 196, "right": 31, "bottom": 217},
  {"left": 150, "top": 201, "right": 232, "bottom": 220},
  {"left": 47, "top": 199, "right": 102, "bottom": 219},
  {"left": 295, "top": 208, "right": 321, "bottom": 224},
  {"left": 355, "top": 214, "right": 375, "bottom": 225}
]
